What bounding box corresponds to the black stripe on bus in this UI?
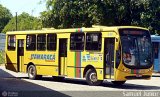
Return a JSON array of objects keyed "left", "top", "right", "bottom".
[
  {"left": 24, "top": 64, "right": 58, "bottom": 67},
  {"left": 6, "top": 63, "right": 17, "bottom": 64},
  {"left": 67, "top": 66, "right": 103, "bottom": 69}
]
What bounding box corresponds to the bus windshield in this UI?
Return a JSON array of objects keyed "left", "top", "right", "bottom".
[{"left": 119, "top": 29, "right": 152, "bottom": 69}]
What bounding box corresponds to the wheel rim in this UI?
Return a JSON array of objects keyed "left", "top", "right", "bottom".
[
  {"left": 29, "top": 67, "right": 34, "bottom": 78},
  {"left": 89, "top": 73, "right": 97, "bottom": 82}
]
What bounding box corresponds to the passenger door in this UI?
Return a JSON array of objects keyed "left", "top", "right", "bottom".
[
  {"left": 59, "top": 39, "right": 67, "bottom": 76},
  {"left": 104, "top": 38, "right": 115, "bottom": 79},
  {"left": 17, "top": 39, "right": 24, "bottom": 72}
]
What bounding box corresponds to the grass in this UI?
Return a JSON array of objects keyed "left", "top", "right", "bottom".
[{"left": 0, "top": 50, "right": 5, "bottom": 64}]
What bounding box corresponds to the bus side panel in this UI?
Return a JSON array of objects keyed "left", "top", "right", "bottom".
[
  {"left": 96, "top": 68, "right": 104, "bottom": 80},
  {"left": 67, "top": 67, "right": 75, "bottom": 78},
  {"left": 81, "top": 52, "right": 104, "bottom": 80},
  {"left": 5, "top": 35, "right": 17, "bottom": 72},
  {"left": 67, "top": 40, "right": 104, "bottom": 80},
  {"left": 24, "top": 51, "right": 59, "bottom": 76},
  {"left": 67, "top": 51, "right": 76, "bottom": 78},
  {"left": 67, "top": 51, "right": 104, "bottom": 80},
  {"left": 36, "top": 66, "right": 58, "bottom": 76},
  {"left": 5, "top": 51, "right": 17, "bottom": 72}
]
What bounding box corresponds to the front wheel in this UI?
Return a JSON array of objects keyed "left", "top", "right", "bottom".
[
  {"left": 111, "top": 81, "right": 126, "bottom": 86},
  {"left": 27, "top": 65, "right": 38, "bottom": 80},
  {"left": 85, "top": 69, "right": 103, "bottom": 86}
]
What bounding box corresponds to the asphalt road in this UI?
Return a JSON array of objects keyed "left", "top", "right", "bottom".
[{"left": 0, "top": 66, "right": 160, "bottom": 97}]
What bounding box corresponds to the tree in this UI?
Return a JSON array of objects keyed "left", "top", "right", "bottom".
[
  {"left": 41, "top": 0, "right": 160, "bottom": 34},
  {"left": 145, "top": 0, "right": 160, "bottom": 34},
  {"left": 2, "top": 12, "right": 42, "bottom": 33},
  {"left": 41, "top": 0, "right": 147, "bottom": 28},
  {"left": 0, "top": 4, "right": 12, "bottom": 33},
  {"left": 41, "top": 0, "right": 106, "bottom": 28}
]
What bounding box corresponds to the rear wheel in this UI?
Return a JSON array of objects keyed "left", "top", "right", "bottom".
[
  {"left": 111, "top": 81, "right": 126, "bottom": 85},
  {"left": 85, "top": 69, "right": 102, "bottom": 86},
  {"left": 27, "top": 65, "right": 39, "bottom": 80}
]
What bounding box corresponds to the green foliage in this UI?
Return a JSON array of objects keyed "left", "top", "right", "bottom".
[
  {"left": 0, "top": 50, "right": 4, "bottom": 64},
  {"left": 0, "top": 4, "right": 12, "bottom": 33},
  {"left": 41, "top": 0, "right": 105, "bottom": 28},
  {"left": 41, "top": 0, "right": 160, "bottom": 34},
  {"left": 3, "top": 12, "right": 42, "bottom": 33}
]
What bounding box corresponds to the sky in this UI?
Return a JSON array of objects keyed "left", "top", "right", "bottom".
[{"left": 0, "top": 0, "right": 46, "bottom": 17}]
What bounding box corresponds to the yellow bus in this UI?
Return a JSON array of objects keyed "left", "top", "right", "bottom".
[{"left": 5, "top": 25, "right": 153, "bottom": 85}]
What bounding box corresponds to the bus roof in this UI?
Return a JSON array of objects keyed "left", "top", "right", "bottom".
[
  {"left": 6, "top": 26, "right": 148, "bottom": 35},
  {"left": 151, "top": 35, "right": 160, "bottom": 42}
]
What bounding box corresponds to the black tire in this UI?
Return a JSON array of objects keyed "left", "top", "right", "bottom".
[
  {"left": 27, "top": 65, "right": 38, "bottom": 80},
  {"left": 111, "top": 81, "right": 126, "bottom": 86},
  {"left": 85, "top": 69, "right": 103, "bottom": 86}
]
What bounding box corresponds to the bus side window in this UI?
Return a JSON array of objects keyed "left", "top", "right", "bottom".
[
  {"left": 26, "top": 35, "right": 36, "bottom": 50},
  {"left": 7, "top": 35, "right": 16, "bottom": 50},
  {"left": 37, "top": 34, "right": 46, "bottom": 51},
  {"left": 86, "top": 33, "right": 102, "bottom": 51},
  {"left": 47, "top": 34, "right": 57, "bottom": 51},
  {"left": 70, "top": 33, "right": 84, "bottom": 51}
]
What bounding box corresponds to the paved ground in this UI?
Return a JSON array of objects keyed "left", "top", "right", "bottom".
[{"left": 0, "top": 66, "right": 160, "bottom": 97}]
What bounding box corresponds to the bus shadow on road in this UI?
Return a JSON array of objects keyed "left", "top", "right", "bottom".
[
  {"left": 28, "top": 76, "right": 160, "bottom": 90},
  {"left": 0, "top": 68, "right": 70, "bottom": 97},
  {"left": 0, "top": 68, "right": 15, "bottom": 78},
  {"left": 101, "top": 82, "right": 160, "bottom": 90},
  {"left": 1, "top": 66, "right": 159, "bottom": 91},
  {"left": 38, "top": 77, "right": 88, "bottom": 85}
]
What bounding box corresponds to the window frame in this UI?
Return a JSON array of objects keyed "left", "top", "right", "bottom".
[
  {"left": 37, "top": 34, "right": 46, "bottom": 51},
  {"left": 7, "top": 35, "right": 16, "bottom": 51},
  {"left": 47, "top": 34, "right": 57, "bottom": 51},
  {"left": 85, "top": 32, "right": 102, "bottom": 51},
  {"left": 26, "top": 34, "right": 36, "bottom": 51},
  {"left": 70, "top": 33, "right": 85, "bottom": 51}
]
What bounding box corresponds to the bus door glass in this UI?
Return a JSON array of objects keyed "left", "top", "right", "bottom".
[
  {"left": 59, "top": 39, "right": 67, "bottom": 75},
  {"left": 17, "top": 39, "right": 24, "bottom": 72},
  {"left": 104, "top": 38, "right": 115, "bottom": 79}
]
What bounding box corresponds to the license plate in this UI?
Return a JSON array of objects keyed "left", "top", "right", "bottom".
[{"left": 136, "top": 74, "right": 142, "bottom": 77}]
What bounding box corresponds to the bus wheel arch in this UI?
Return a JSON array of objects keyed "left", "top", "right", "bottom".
[
  {"left": 83, "top": 65, "right": 102, "bottom": 86},
  {"left": 27, "top": 62, "right": 35, "bottom": 72},
  {"left": 83, "top": 65, "right": 95, "bottom": 78}
]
